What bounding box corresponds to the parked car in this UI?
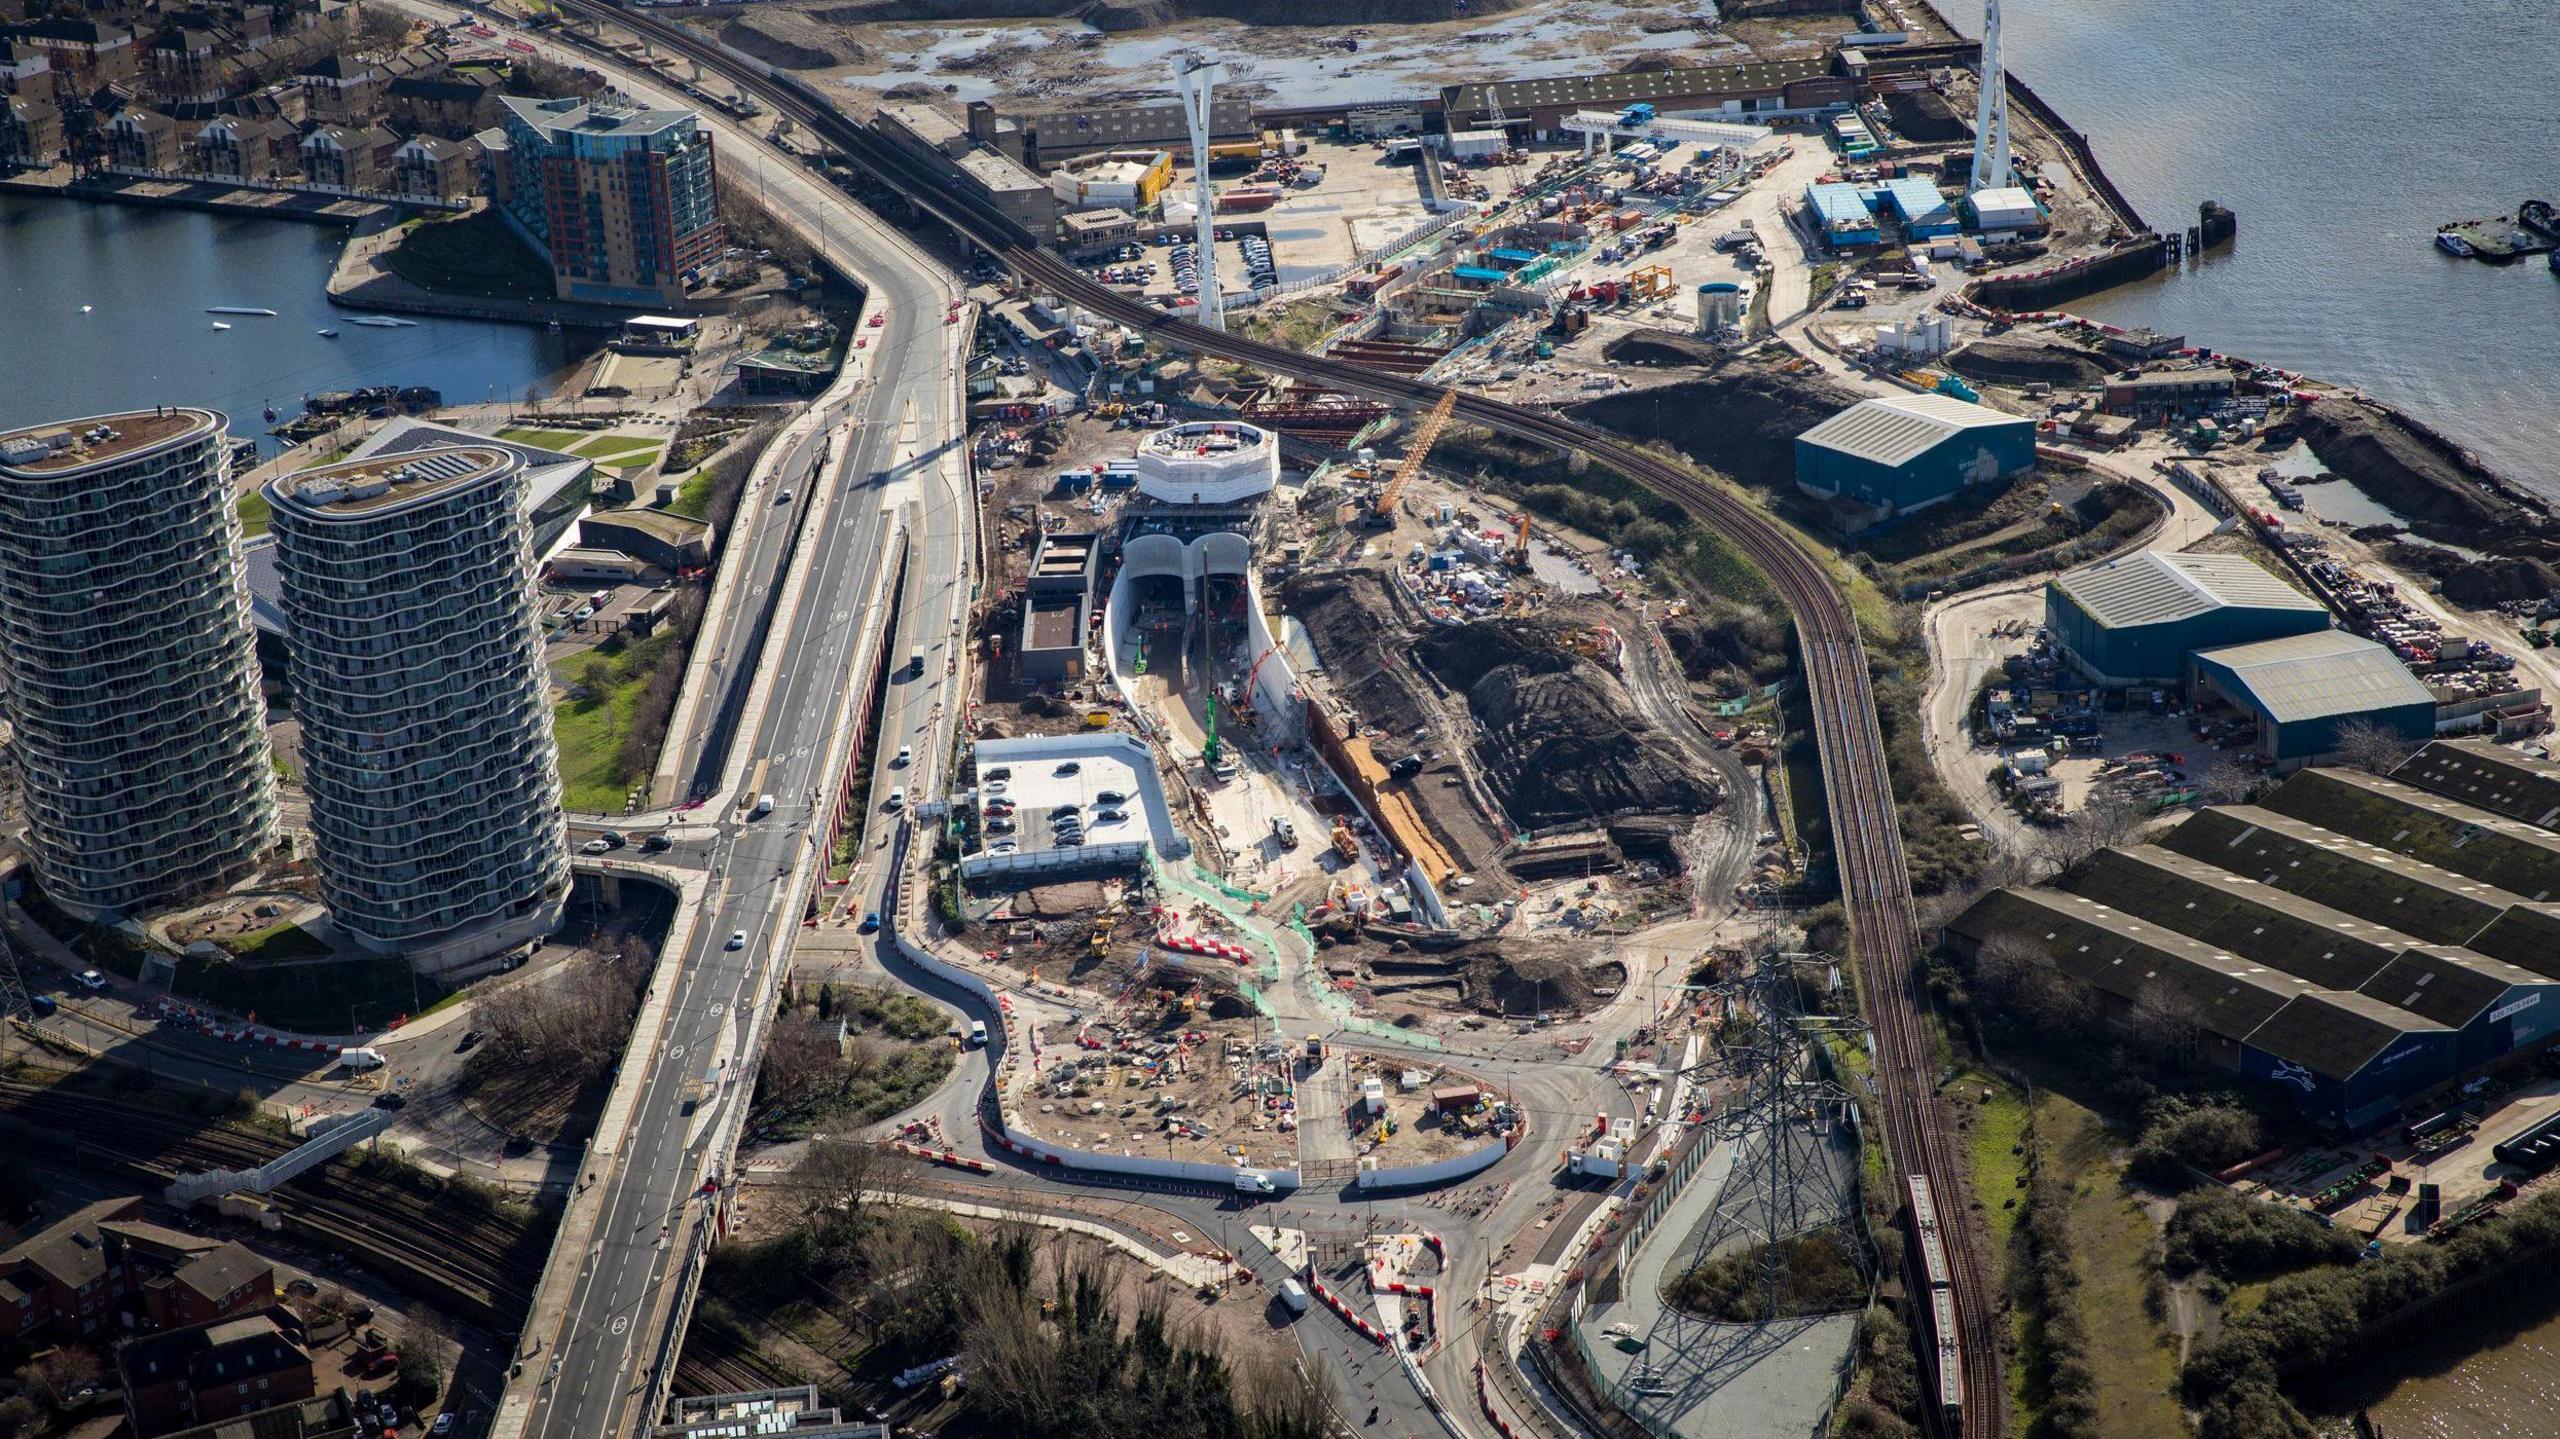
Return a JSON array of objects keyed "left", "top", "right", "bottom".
[
  {"left": 74, "top": 969, "right": 105, "bottom": 991},
  {"left": 859, "top": 911, "right": 881, "bottom": 934}
]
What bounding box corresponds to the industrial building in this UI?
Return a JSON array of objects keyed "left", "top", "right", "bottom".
[
  {"left": 1018, "top": 530, "right": 1097, "bottom": 684},
  {"left": 2188, "top": 629, "right": 2437, "bottom": 766},
  {"left": 489, "top": 95, "right": 722, "bottom": 306},
  {"left": 2393, "top": 735, "right": 2560, "bottom": 828},
  {"left": 1013, "top": 95, "right": 1253, "bottom": 164},
  {"left": 2101, "top": 369, "right": 2238, "bottom": 419},
  {"left": 1965, "top": 186, "right": 2042, "bottom": 234},
  {"left": 2044, "top": 550, "right": 2330, "bottom": 686},
  {"left": 876, "top": 100, "right": 1057, "bottom": 238},
  {"left": 1877, "top": 176, "right": 1958, "bottom": 238},
  {"left": 1793, "top": 392, "right": 2035, "bottom": 522},
  {"left": 0, "top": 408, "right": 276, "bottom": 918},
  {"left": 1944, "top": 886, "right": 2458, "bottom": 1129},
  {"left": 265, "top": 446, "right": 569, "bottom": 972},
  {"left": 1438, "top": 57, "right": 1854, "bottom": 134},
  {"left": 1047, "top": 148, "right": 1172, "bottom": 212},
  {"left": 1948, "top": 745, "right": 2560, "bottom": 1129},
  {"left": 1803, "top": 180, "right": 1878, "bottom": 245}
]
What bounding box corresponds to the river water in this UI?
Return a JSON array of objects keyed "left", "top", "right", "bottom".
[
  {"left": 1947, "top": 0, "right": 2560, "bottom": 498},
  {"left": 0, "top": 195, "right": 584, "bottom": 452}
]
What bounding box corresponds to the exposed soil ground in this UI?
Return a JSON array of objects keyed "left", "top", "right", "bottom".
[
  {"left": 1311, "top": 930, "right": 1625, "bottom": 1020},
  {"left": 1285, "top": 571, "right": 1719, "bottom": 836},
  {"left": 1945, "top": 334, "right": 2118, "bottom": 390},
  {"left": 1340, "top": 1051, "right": 1507, "bottom": 1165},
  {"left": 1011, "top": 1012, "right": 1300, "bottom": 1169},
  {"left": 1567, "top": 359, "right": 1870, "bottom": 498}
]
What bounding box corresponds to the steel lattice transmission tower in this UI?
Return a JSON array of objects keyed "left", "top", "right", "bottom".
[
  {"left": 1682, "top": 949, "right": 1869, "bottom": 1321},
  {"left": 1970, "top": 0, "right": 2011, "bottom": 193},
  {"left": 1175, "top": 58, "right": 1225, "bottom": 331}
]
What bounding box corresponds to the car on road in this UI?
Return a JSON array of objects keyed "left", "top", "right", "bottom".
[
  {"left": 894, "top": 745, "right": 911, "bottom": 768},
  {"left": 599, "top": 831, "right": 625, "bottom": 849},
  {"left": 74, "top": 969, "right": 104, "bottom": 991},
  {"left": 726, "top": 931, "right": 747, "bottom": 950},
  {"left": 859, "top": 911, "right": 881, "bottom": 933},
  {"left": 433, "top": 1415, "right": 456, "bottom": 1436},
  {"left": 1054, "top": 762, "right": 1081, "bottom": 777},
  {"left": 457, "top": 1029, "right": 484, "bottom": 1053},
  {"left": 778, "top": 488, "right": 793, "bottom": 504},
  {"left": 580, "top": 838, "right": 612, "bottom": 855},
  {"left": 886, "top": 788, "right": 905, "bottom": 810},
  {"left": 641, "top": 833, "right": 672, "bottom": 854}
]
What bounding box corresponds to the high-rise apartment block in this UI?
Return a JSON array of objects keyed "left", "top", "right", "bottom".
[
  {"left": 264, "top": 445, "right": 568, "bottom": 971},
  {"left": 0, "top": 409, "right": 275, "bottom": 917},
  {"left": 487, "top": 94, "right": 722, "bottom": 306}
]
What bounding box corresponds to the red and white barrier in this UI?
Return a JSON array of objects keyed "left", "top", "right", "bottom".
[{"left": 1306, "top": 1271, "right": 1390, "bottom": 1347}]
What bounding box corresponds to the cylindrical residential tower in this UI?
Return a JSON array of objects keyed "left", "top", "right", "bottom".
[
  {"left": 0, "top": 408, "right": 275, "bottom": 917},
  {"left": 266, "top": 445, "right": 568, "bottom": 969}
]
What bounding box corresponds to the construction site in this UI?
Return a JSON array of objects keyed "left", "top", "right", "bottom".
[{"left": 1010, "top": 1008, "right": 1302, "bottom": 1168}]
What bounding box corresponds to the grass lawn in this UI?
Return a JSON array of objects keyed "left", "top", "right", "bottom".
[
  {"left": 222, "top": 921, "right": 331, "bottom": 963},
  {"left": 236, "top": 490, "right": 271, "bottom": 537},
  {"left": 1955, "top": 1068, "right": 2033, "bottom": 1255},
  {"left": 2040, "top": 1093, "right": 2188, "bottom": 1438},
  {"left": 590, "top": 446, "right": 662, "bottom": 473},
  {"left": 550, "top": 632, "right": 678, "bottom": 813},
  {"left": 552, "top": 670, "right": 647, "bottom": 813},
  {"left": 574, "top": 435, "right": 661, "bottom": 460},
  {"left": 666, "top": 468, "right": 716, "bottom": 519},
  {"left": 381, "top": 209, "right": 556, "bottom": 303},
  {"left": 496, "top": 427, "right": 586, "bottom": 451}
]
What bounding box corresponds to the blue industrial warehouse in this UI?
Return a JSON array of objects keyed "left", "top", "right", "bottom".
[
  {"left": 2045, "top": 550, "right": 2331, "bottom": 686},
  {"left": 1793, "top": 393, "right": 2035, "bottom": 522},
  {"left": 1803, "top": 181, "right": 1878, "bottom": 245},
  {"left": 1948, "top": 741, "right": 2560, "bottom": 1131},
  {"left": 2189, "top": 629, "right": 2438, "bottom": 766}
]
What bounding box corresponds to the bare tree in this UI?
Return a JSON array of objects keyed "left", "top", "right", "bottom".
[
  {"left": 2036, "top": 789, "right": 2146, "bottom": 872},
  {"left": 794, "top": 1136, "right": 885, "bottom": 1221},
  {"left": 2330, "top": 718, "right": 2418, "bottom": 775},
  {"left": 2126, "top": 988, "right": 2206, "bottom": 1069},
  {"left": 757, "top": 1014, "right": 843, "bottom": 1118},
  {"left": 2189, "top": 750, "right": 2257, "bottom": 806},
  {"left": 14, "top": 1346, "right": 100, "bottom": 1413}
]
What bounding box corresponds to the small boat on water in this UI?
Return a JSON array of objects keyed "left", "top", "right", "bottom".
[
  {"left": 210, "top": 321, "right": 233, "bottom": 331},
  {"left": 262, "top": 402, "right": 279, "bottom": 422},
  {"left": 207, "top": 306, "right": 279, "bottom": 317},
  {"left": 315, "top": 328, "right": 339, "bottom": 338},
  {"left": 2437, "top": 230, "right": 2477, "bottom": 257},
  {"left": 349, "top": 315, "right": 418, "bottom": 328}
]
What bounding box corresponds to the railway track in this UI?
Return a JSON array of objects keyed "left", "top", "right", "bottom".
[
  {"left": 0, "top": 1081, "right": 544, "bottom": 1328},
  {"left": 527, "top": 9, "right": 2004, "bottom": 1429}
]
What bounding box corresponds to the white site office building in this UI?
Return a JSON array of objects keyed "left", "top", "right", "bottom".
[
  {"left": 0, "top": 408, "right": 276, "bottom": 916},
  {"left": 265, "top": 444, "right": 568, "bottom": 971}
]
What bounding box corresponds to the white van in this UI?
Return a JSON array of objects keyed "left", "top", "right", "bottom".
[
  {"left": 966, "top": 1019, "right": 988, "bottom": 1047},
  {"left": 341, "top": 1047, "right": 386, "bottom": 1072},
  {"left": 1279, "top": 1278, "right": 1311, "bottom": 1315},
  {"left": 752, "top": 793, "right": 775, "bottom": 818}
]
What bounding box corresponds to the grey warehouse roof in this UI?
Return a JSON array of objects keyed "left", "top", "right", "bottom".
[
  {"left": 2397, "top": 738, "right": 2560, "bottom": 830},
  {"left": 2194, "top": 629, "right": 2434, "bottom": 726},
  {"left": 2051, "top": 550, "right": 2326, "bottom": 630},
  {"left": 1796, "top": 393, "right": 2026, "bottom": 467}
]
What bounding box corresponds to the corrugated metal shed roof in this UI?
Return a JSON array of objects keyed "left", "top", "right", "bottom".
[
  {"left": 1879, "top": 176, "right": 1951, "bottom": 222},
  {"left": 1804, "top": 181, "right": 1872, "bottom": 228},
  {"left": 2246, "top": 989, "right": 2444, "bottom": 1082},
  {"left": 1797, "top": 392, "right": 2024, "bottom": 467},
  {"left": 2051, "top": 550, "right": 2325, "bottom": 630},
  {"left": 2356, "top": 946, "right": 2543, "bottom": 1031},
  {"left": 2194, "top": 629, "right": 2433, "bottom": 727},
  {"left": 2397, "top": 737, "right": 2560, "bottom": 830},
  {"left": 1444, "top": 58, "right": 1829, "bottom": 117}
]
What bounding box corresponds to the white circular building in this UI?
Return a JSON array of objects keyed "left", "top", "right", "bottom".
[
  {"left": 266, "top": 445, "right": 568, "bottom": 969},
  {"left": 1134, "top": 421, "right": 1278, "bottom": 505},
  {"left": 0, "top": 408, "right": 276, "bottom": 917}
]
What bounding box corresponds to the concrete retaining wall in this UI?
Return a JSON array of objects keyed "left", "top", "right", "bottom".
[{"left": 1352, "top": 1132, "right": 1512, "bottom": 1191}]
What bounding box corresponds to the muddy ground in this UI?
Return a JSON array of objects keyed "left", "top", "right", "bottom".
[{"left": 1315, "top": 932, "right": 1625, "bottom": 1019}]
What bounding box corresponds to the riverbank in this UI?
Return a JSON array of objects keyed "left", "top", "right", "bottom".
[{"left": 327, "top": 214, "right": 635, "bottom": 331}]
